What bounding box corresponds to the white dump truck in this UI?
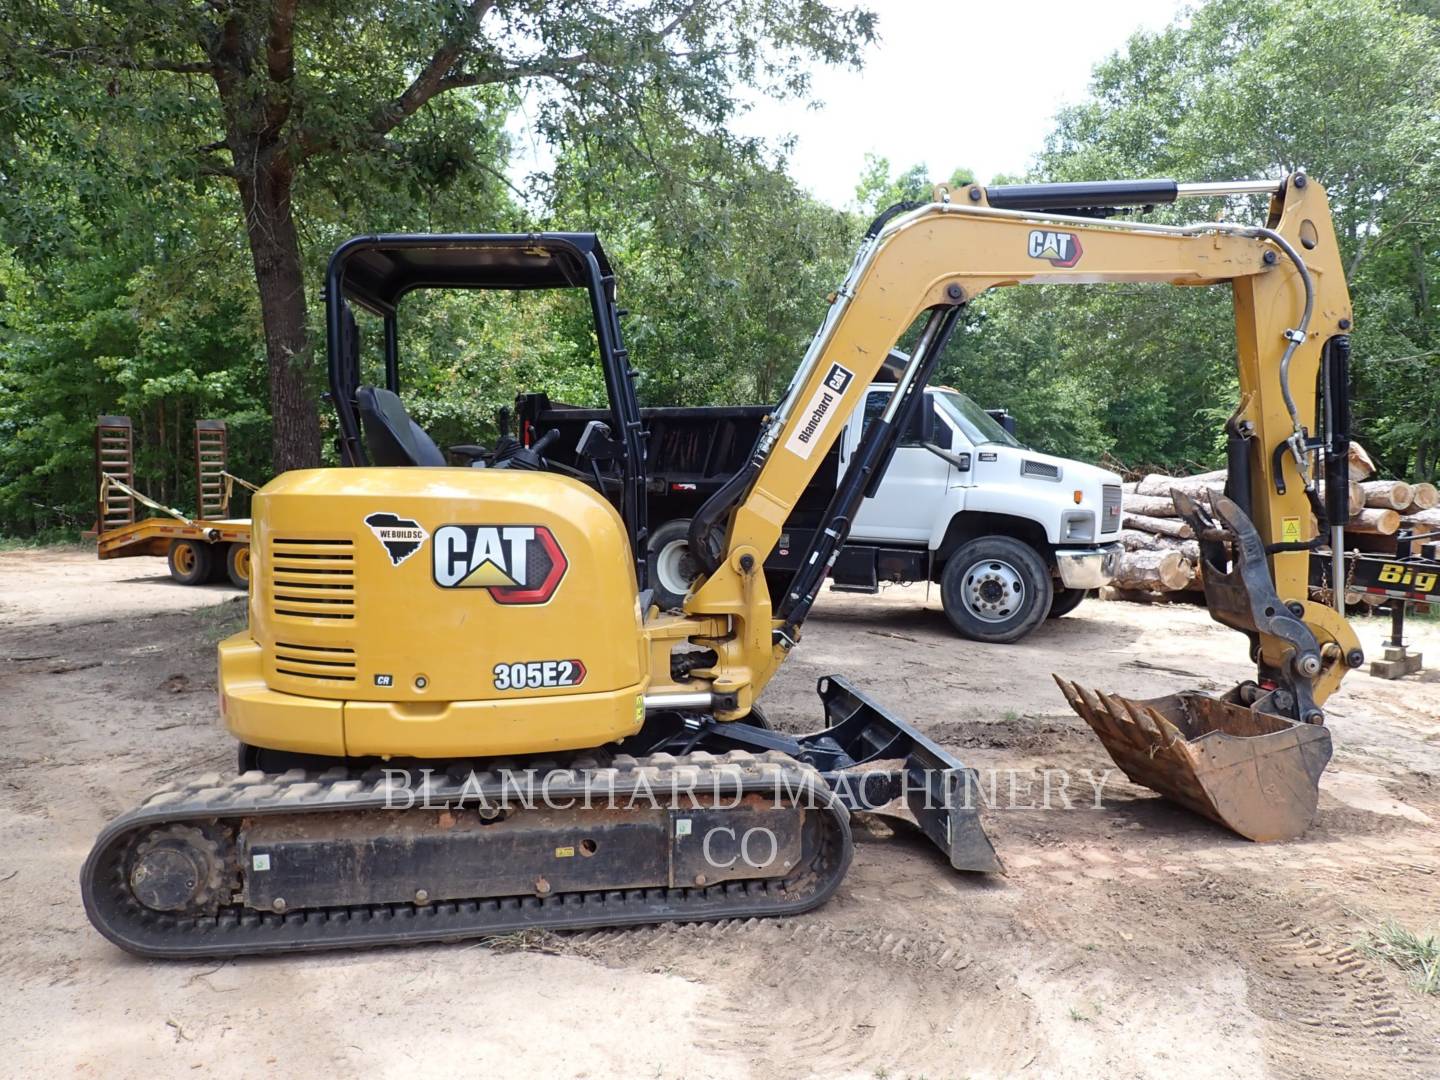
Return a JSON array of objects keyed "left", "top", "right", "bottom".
[{"left": 520, "top": 377, "right": 1123, "bottom": 644}]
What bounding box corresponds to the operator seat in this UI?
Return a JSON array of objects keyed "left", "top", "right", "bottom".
[{"left": 355, "top": 385, "right": 447, "bottom": 467}]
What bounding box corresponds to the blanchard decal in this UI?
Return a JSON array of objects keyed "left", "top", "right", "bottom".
[
  {"left": 364, "top": 512, "right": 429, "bottom": 566},
  {"left": 1027, "top": 229, "right": 1083, "bottom": 268},
  {"left": 783, "top": 362, "right": 855, "bottom": 461},
  {"left": 493, "top": 659, "right": 586, "bottom": 691},
  {"left": 433, "top": 524, "right": 568, "bottom": 604}
]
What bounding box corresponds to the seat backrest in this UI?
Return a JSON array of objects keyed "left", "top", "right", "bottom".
[{"left": 356, "top": 386, "right": 447, "bottom": 467}]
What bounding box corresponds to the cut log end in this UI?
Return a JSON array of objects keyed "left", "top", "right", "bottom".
[{"left": 1113, "top": 548, "right": 1192, "bottom": 591}]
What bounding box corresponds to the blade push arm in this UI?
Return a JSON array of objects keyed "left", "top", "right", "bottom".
[{"left": 681, "top": 173, "right": 1360, "bottom": 716}]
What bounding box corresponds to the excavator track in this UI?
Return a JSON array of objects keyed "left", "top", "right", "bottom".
[{"left": 82, "top": 751, "right": 852, "bottom": 959}]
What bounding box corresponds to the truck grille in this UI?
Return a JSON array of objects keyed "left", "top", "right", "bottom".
[
  {"left": 273, "top": 641, "right": 357, "bottom": 682},
  {"left": 1021, "top": 459, "right": 1061, "bottom": 481},
  {"left": 1102, "top": 484, "right": 1123, "bottom": 533},
  {"left": 269, "top": 538, "right": 356, "bottom": 621}
]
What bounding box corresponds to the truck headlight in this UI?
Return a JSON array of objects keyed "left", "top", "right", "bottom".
[{"left": 1062, "top": 511, "right": 1095, "bottom": 542}]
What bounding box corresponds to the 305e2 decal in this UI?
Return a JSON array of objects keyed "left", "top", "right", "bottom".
[
  {"left": 432, "top": 524, "right": 568, "bottom": 603},
  {"left": 493, "top": 659, "right": 586, "bottom": 691}
]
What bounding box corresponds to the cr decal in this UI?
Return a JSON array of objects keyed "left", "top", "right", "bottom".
[
  {"left": 493, "top": 659, "right": 587, "bottom": 690},
  {"left": 433, "top": 524, "right": 568, "bottom": 603},
  {"left": 1027, "top": 229, "right": 1083, "bottom": 268}
]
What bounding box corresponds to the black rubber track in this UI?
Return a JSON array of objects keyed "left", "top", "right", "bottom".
[{"left": 82, "top": 751, "right": 853, "bottom": 959}]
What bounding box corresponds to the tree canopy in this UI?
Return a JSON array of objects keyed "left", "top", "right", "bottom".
[{"left": 2, "top": 0, "right": 1437, "bottom": 539}]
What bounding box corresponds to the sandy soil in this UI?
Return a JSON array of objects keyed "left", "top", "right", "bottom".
[{"left": 2, "top": 547, "right": 1438, "bottom": 1079}]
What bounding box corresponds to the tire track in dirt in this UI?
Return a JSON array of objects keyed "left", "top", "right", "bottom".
[{"left": 571, "top": 915, "right": 1032, "bottom": 1077}]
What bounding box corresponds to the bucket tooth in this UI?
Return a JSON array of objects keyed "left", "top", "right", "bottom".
[{"left": 1055, "top": 676, "right": 1331, "bottom": 842}]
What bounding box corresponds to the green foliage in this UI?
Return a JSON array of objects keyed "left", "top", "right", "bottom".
[
  {"left": 1013, "top": 0, "right": 1440, "bottom": 473},
  {"left": 0, "top": 0, "right": 875, "bottom": 531},
  {"left": 2, "top": 0, "right": 1438, "bottom": 539},
  {"left": 548, "top": 129, "right": 856, "bottom": 405},
  {"left": 854, "top": 154, "right": 975, "bottom": 214}
]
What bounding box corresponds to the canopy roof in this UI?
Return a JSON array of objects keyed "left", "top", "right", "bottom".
[{"left": 331, "top": 232, "right": 613, "bottom": 314}]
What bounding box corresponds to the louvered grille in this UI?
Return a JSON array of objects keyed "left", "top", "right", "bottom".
[
  {"left": 273, "top": 641, "right": 357, "bottom": 682},
  {"left": 269, "top": 538, "right": 356, "bottom": 621}
]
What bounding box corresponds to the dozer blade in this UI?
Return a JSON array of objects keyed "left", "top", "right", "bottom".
[
  {"left": 812, "top": 675, "right": 1003, "bottom": 873},
  {"left": 665, "top": 675, "right": 1002, "bottom": 872},
  {"left": 1054, "top": 678, "right": 1331, "bottom": 841}
]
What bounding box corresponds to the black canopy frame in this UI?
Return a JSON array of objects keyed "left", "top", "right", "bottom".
[{"left": 323, "top": 232, "right": 649, "bottom": 585}]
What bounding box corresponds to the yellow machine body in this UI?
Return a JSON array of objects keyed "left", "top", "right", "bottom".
[{"left": 222, "top": 467, "right": 648, "bottom": 758}]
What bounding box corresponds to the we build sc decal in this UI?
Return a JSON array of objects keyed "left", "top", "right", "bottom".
[
  {"left": 364, "top": 512, "right": 429, "bottom": 566},
  {"left": 784, "top": 362, "right": 855, "bottom": 461}
]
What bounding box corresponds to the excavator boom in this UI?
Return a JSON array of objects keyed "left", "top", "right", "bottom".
[{"left": 675, "top": 172, "right": 1361, "bottom": 840}]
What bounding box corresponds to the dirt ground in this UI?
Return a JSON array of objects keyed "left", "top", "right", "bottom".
[{"left": 2, "top": 547, "right": 1438, "bottom": 1079}]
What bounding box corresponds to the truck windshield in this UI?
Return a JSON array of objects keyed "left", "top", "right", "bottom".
[{"left": 932, "top": 389, "right": 1021, "bottom": 448}]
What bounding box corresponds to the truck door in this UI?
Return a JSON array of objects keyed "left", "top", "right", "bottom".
[{"left": 848, "top": 388, "right": 956, "bottom": 543}]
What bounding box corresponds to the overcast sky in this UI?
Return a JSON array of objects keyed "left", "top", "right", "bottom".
[
  {"left": 735, "top": 0, "right": 1190, "bottom": 206},
  {"left": 508, "top": 0, "right": 1191, "bottom": 208}
]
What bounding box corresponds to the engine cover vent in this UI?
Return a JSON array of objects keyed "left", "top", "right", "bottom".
[
  {"left": 270, "top": 538, "right": 356, "bottom": 621},
  {"left": 273, "top": 641, "right": 357, "bottom": 682},
  {"left": 1021, "top": 459, "right": 1062, "bottom": 481}
]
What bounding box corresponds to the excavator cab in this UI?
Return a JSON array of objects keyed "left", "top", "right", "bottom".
[{"left": 326, "top": 233, "right": 652, "bottom": 580}]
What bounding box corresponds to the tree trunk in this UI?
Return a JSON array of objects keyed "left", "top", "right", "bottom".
[
  {"left": 1133, "top": 470, "right": 1225, "bottom": 498},
  {"left": 1122, "top": 492, "right": 1184, "bottom": 517},
  {"left": 1118, "top": 528, "right": 1162, "bottom": 551},
  {"left": 1404, "top": 483, "right": 1437, "bottom": 513},
  {"left": 1348, "top": 508, "right": 1400, "bottom": 535},
  {"left": 238, "top": 162, "right": 321, "bottom": 473}
]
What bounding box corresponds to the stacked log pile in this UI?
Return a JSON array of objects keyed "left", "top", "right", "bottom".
[
  {"left": 1102, "top": 470, "right": 1217, "bottom": 601},
  {"left": 1102, "top": 442, "right": 1439, "bottom": 606}
]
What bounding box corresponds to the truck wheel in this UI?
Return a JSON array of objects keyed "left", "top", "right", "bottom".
[
  {"left": 1047, "top": 586, "right": 1090, "bottom": 619},
  {"left": 225, "top": 543, "right": 251, "bottom": 589},
  {"left": 940, "top": 537, "right": 1052, "bottom": 644},
  {"left": 167, "top": 539, "right": 213, "bottom": 586},
  {"left": 648, "top": 519, "right": 699, "bottom": 610}
]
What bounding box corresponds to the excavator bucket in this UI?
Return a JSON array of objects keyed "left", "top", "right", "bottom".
[
  {"left": 1058, "top": 490, "right": 1337, "bottom": 842},
  {"left": 1054, "top": 678, "right": 1331, "bottom": 841}
]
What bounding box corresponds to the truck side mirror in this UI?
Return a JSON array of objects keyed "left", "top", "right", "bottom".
[{"left": 923, "top": 443, "right": 970, "bottom": 471}]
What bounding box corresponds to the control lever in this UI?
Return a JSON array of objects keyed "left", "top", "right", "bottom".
[
  {"left": 493, "top": 427, "right": 561, "bottom": 471},
  {"left": 448, "top": 444, "right": 489, "bottom": 467}
]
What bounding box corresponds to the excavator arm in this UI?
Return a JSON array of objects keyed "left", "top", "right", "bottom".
[{"left": 678, "top": 172, "right": 1362, "bottom": 841}]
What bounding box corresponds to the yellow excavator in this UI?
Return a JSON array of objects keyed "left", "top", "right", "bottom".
[{"left": 85, "top": 172, "right": 1363, "bottom": 957}]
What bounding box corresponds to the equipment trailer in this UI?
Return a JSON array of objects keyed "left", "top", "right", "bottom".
[{"left": 94, "top": 416, "right": 253, "bottom": 588}]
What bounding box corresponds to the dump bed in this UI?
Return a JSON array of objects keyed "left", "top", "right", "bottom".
[{"left": 515, "top": 393, "right": 839, "bottom": 521}]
